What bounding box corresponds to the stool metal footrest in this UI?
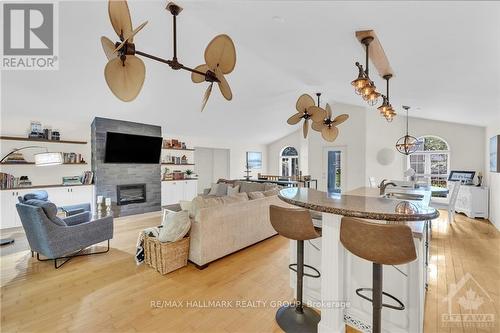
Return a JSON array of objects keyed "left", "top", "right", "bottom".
[
  {"left": 355, "top": 288, "right": 405, "bottom": 310},
  {"left": 289, "top": 263, "right": 321, "bottom": 278}
]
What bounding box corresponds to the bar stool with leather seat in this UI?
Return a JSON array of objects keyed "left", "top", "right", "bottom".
[
  {"left": 340, "top": 217, "right": 417, "bottom": 333},
  {"left": 270, "top": 205, "right": 322, "bottom": 333}
]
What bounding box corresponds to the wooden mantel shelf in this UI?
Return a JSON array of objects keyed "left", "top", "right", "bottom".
[{"left": 0, "top": 136, "right": 87, "bottom": 145}]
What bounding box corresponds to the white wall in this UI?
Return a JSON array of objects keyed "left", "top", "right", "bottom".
[
  {"left": 267, "top": 130, "right": 306, "bottom": 176},
  {"left": 485, "top": 123, "right": 500, "bottom": 230},
  {"left": 365, "top": 111, "right": 486, "bottom": 185},
  {"left": 308, "top": 103, "right": 367, "bottom": 192}
]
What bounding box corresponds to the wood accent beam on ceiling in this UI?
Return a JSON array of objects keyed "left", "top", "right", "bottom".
[{"left": 355, "top": 30, "right": 394, "bottom": 78}]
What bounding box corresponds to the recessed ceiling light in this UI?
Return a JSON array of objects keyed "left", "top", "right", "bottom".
[{"left": 272, "top": 16, "right": 285, "bottom": 23}]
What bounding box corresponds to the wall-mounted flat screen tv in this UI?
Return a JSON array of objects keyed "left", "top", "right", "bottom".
[{"left": 104, "top": 132, "right": 162, "bottom": 164}]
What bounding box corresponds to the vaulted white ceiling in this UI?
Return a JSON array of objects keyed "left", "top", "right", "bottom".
[{"left": 2, "top": 1, "right": 499, "bottom": 144}]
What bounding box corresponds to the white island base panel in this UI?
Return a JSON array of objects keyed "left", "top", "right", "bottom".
[{"left": 290, "top": 213, "right": 427, "bottom": 333}]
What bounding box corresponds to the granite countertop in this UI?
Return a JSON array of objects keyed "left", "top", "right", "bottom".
[{"left": 278, "top": 187, "right": 439, "bottom": 222}]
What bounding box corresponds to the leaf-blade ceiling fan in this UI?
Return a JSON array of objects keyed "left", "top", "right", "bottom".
[
  {"left": 100, "top": 0, "right": 236, "bottom": 110},
  {"left": 191, "top": 34, "right": 236, "bottom": 111},
  {"left": 311, "top": 103, "right": 349, "bottom": 142},
  {"left": 287, "top": 94, "right": 326, "bottom": 139}
]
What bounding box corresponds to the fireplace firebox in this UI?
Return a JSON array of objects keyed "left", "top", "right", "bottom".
[{"left": 116, "top": 184, "right": 146, "bottom": 205}]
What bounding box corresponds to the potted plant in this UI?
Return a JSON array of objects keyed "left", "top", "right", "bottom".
[{"left": 185, "top": 169, "right": 194, "bottom": 179}]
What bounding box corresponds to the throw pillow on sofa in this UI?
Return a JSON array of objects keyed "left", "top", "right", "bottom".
[
  {"left": 227, "top": 184, "right": 240, "bottom": 196},
  {"left": 248, "top": 191, "right": 265, "bottom": 200},
  {"left": 159, "top": 211, "right": 191, "bottom": 243},
  {"left": 208, "top": 183, "right": 228, "bottom": 196}
]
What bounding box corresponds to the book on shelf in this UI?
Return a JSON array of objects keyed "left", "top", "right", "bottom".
[
  {"left": 0, "top": 173, "right": 31, "bottom": 189},
  {"left": 63, "top": 152, "right": 84, "bottom": 164},
  {"left": 80, "top": 171, "right": 94, "bottom": 185}
]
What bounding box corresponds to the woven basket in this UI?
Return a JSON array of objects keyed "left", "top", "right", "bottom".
[{"left": 144, "top": 234, "right": 190, "bottom": 275}]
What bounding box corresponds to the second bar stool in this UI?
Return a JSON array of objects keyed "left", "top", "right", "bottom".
[
  {"left": 340, "top": 217, "right": 417, "bottom": 333},
  {"left": 270, "top": 205, "right": 321, "bottom": 333}
]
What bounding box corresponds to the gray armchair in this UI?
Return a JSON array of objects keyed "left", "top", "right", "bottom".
[
  {"left": 18, "top": 190, "right": 91, "bottom": 216},
  {"left": 16, "top": 197, "right": 113, "bottom": 268}
]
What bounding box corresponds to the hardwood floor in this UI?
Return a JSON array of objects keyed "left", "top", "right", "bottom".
[{"left": 1, "top": 210, "right": 498, "bottom": 332}]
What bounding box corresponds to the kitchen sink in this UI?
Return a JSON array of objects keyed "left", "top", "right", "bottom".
[{"left": 383, "top": 192, "right": 424, "bottom": 201}]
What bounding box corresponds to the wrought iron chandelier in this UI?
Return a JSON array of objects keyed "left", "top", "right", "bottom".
[{"left": 395, "top": 106, "right": 418, "bottom": 155}]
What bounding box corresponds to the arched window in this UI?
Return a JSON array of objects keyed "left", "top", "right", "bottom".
[
  {"left": 408, "top": 136, "right": 450, "bottom": 188},
  {"left": 280, "top": 147, "right": 299, "bottom": 177}
]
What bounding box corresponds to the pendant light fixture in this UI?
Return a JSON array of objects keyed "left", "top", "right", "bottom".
[
  {"left": 395, "top": 106, "right": 418, "bottom": 155},
  {"left": 352, "top": 30, "right": 397, "bottom": 121},
  {"left": 351, "top": 36, "right": 381, "bottom": 106},
  {"left": 377, "top": 74, "right": 397, "bottom": 122}
]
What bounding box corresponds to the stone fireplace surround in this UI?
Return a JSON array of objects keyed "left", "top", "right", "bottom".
[{"left": 91, "top": 117, "right": 161, "bottom": 217}]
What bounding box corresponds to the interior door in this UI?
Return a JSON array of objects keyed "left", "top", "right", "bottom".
[
  {"left": 323, "top": 147, "right": 347, "bottom": 193},
  {"left": 194, "top": 147, "right": 230, "bottom": 193}
]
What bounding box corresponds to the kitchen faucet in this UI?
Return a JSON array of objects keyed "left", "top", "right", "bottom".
[{"left": 379, "top": 179, "right": 398, "bottom": 195}]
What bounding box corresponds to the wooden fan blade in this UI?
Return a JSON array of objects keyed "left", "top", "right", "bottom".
[
  {"left": 311, "top": 121, "right": 324, "bottom": 132},
  {"left": 321, "top": 126, "right": 339, "bottom": 142},
  {"left": 204, "top": 34, "right": 236, "bottom": 74},
  {"left": 287, "top": 113, "right": 302, "bottom": 125},
  {"left": 307, "top": 106, "right": 327, "bottom": 123},
  {"left": 104, "top": 55, "right": 145, "bottom": 102},
  {"left": 215, "top": 67, "right": 232, "bottom": 101},
  {"left": 326, "top": 103, "right": 332, "bottom": 119},
  {"left": 101, "top": 36, "right": 117, "bottom": 60},
  {"left": 303, "top": 119, "right": 309, "bottom": 139},
  {"left": 108, "top": 0, "right": 133, "bottom": 40},
  {"left": 191, "top": 64, "right": 209, "bottom": 83},
  {"left": 201, "top": 83, "right": 213, "bottom": 112},
  {"left": 114, "top": 21, "right": 148, "bottom": 52},
  {"left": 332, "top": 114, "right": 349, "bottom": 126},
  {"left": 296, "top": 94, "right": 315, "bottom": 113}
]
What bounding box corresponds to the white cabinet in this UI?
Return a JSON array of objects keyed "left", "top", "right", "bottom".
[
  {"left": 452, "top": 184, "right": 489, "bottom": 219},
  {"left": 1, "top": 189, "right": 31, "bottom": 229},
  {"left": 161, "top": 180, "right": 198, "bottom": 206},
  {"left": 0, "top": 185, "right": 95, "bottom": 229}
]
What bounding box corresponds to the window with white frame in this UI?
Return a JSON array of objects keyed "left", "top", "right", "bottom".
[
  {"left": 408, "top": 136, "right": 450, "bottom": 188},
  {"left": 280, "top": 147, "right": 299, "bottom": 177}
]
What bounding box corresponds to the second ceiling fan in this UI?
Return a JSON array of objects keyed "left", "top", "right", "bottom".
[
  {"left": 287, "top": 93, "right": 349, "bottom": 142},
  {"left": 101, "top": 1, "right": 236, "bottom": 111}
]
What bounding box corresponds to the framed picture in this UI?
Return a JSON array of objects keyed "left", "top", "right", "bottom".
[
  {"left": 246, "top": 151, "right": 262, "bottom": 169},
  {"left": 448, "top": 170, "right": 475, "bottom": 184},
  {"left": 490, "top": 135, "right": 499, "bottom": 172}
]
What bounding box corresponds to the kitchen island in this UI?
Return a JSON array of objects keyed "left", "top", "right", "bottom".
[{"left": 278, "top": 187, "right": 439, "bottom": 333}]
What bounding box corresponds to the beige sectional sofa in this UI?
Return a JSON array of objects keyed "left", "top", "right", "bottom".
[{"left": 185, "top": 181, "right": 290, "bottom": 268}]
